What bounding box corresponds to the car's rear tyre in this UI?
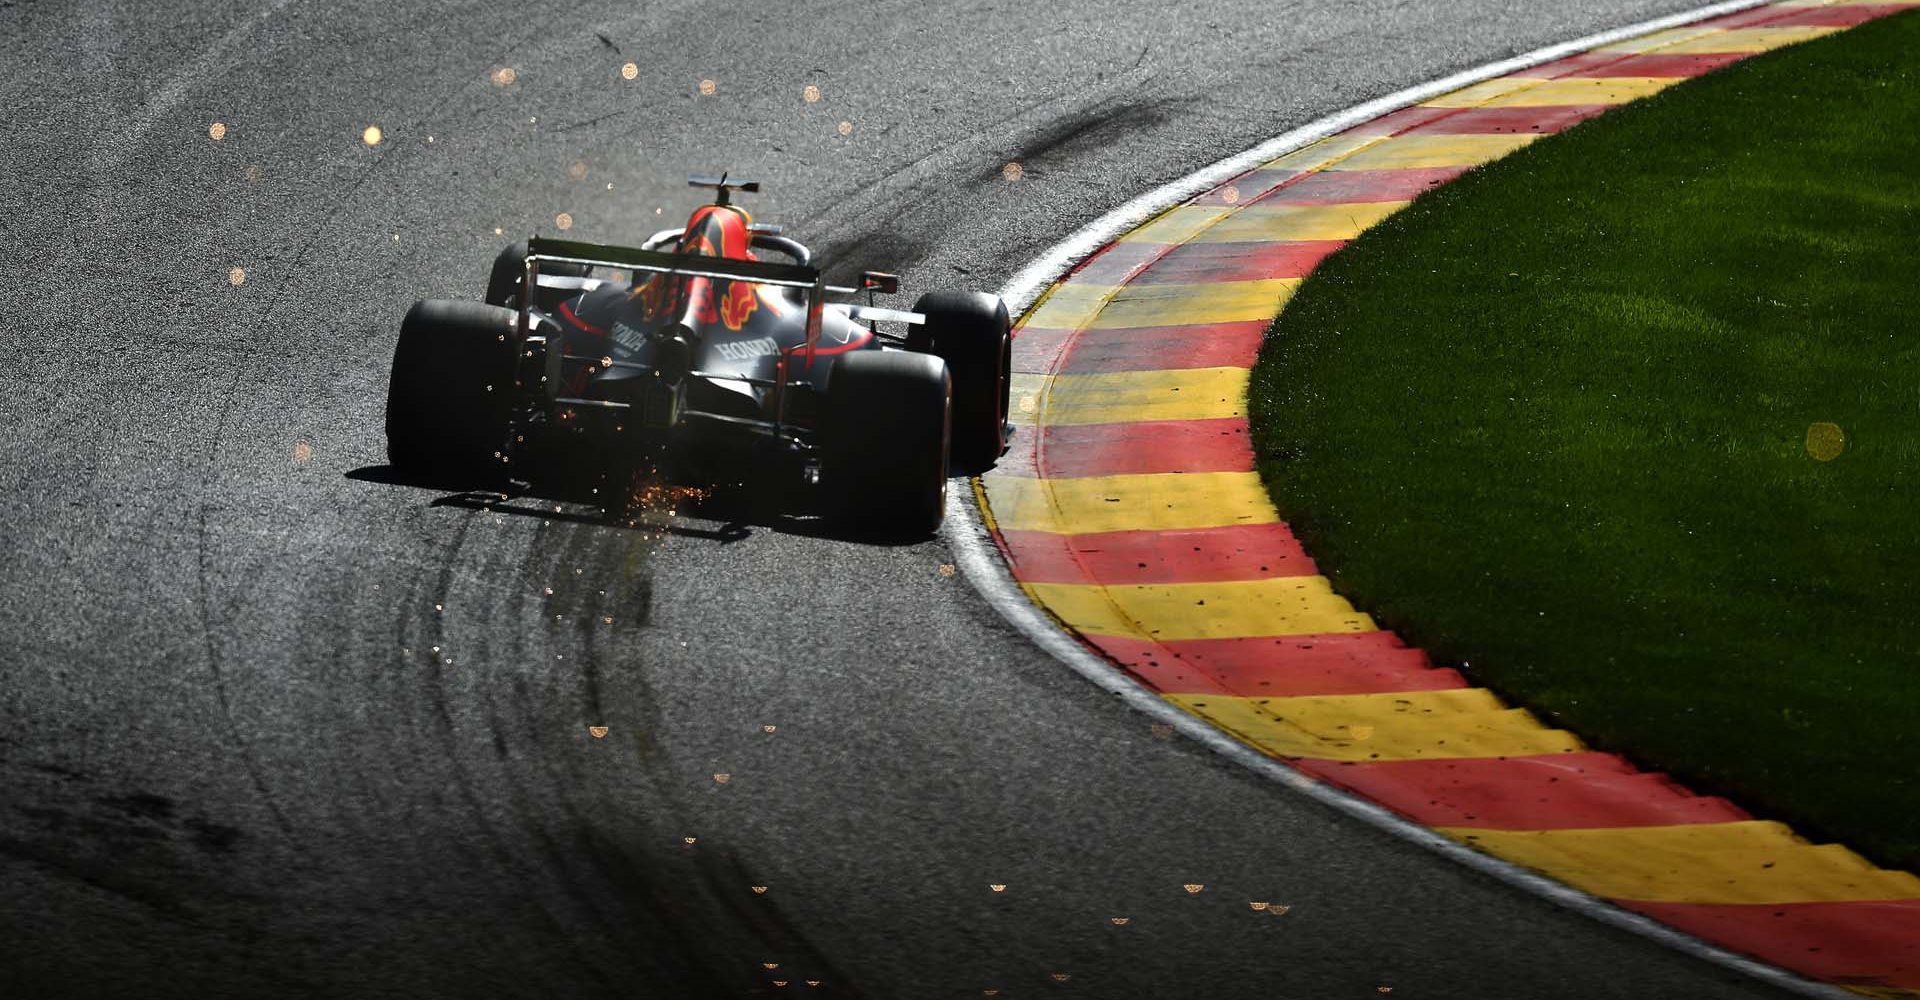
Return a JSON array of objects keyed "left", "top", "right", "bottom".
[
  {"left": 825, "top": 351, "right": 951, "bottom": 536},
  {"left": 485, "top": 240, "right": 591, "bottom": 309},
  {"left": 386, "top": 300, "right": 518, "bottom": 480},
  {"left": 909, "top": 291, "right": 1010, "bottom": 474}
]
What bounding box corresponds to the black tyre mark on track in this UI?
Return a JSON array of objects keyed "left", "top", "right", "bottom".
[{"left": 994, "top": 98, "right": 1187, "bottom": 182}]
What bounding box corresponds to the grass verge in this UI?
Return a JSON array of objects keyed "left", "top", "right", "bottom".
[{"left": 1249, "top": 12, "right": 1920, "bottom": 867}]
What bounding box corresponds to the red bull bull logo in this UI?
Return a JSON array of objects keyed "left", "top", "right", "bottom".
[{"left": 629, "top": 203, "right": 762, "bottom": 331}]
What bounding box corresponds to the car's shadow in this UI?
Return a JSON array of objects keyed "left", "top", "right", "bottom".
[{"left": 345, "top": 465, "right": 931, "bottom": 547}]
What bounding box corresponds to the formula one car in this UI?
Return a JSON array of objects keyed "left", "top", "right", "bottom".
[{"left": 384, "top": 175, "right": 1011, "bottom": 535}]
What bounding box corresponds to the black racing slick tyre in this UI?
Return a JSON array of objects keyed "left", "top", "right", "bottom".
[
  {"left": 909, "top": 291, "right": 1011, "bottom": 474},
  {"left": 385, "top": 300, "right": 517, "bottom": 480},
  {"left": 485, "top": 240, "right": 591, "bottom": 309},
  {"left": 825, "top": 351, "right": 952, "bottom": 537}
]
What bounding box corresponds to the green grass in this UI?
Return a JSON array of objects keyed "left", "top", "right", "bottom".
[{"left": 1249, "top": 12, "right": 1920, "bottom": 868}]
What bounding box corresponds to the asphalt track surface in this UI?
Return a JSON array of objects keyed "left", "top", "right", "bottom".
[{"left": 0, "top": 2, "right": 1799, "bottom": 998}]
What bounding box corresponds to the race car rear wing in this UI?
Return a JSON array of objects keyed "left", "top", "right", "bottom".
[
  {"left": 525, "top": 235, "right": 820, "bottom": 289},
  {"left": 519, "top": 236, "right": 828, "bottom": 405},
  {"left": 519, "top": 237, "right": 924, "bottom": 421},
  {"left": 521, "top": 235, "right": 925, "bottom": 327},
  {"left": 518, "top": 235, "right": 941, "bottom": 450}
]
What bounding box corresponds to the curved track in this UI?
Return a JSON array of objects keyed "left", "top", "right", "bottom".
[{"left": 1, "top": 2, "right": 1799, "bottom": 997}]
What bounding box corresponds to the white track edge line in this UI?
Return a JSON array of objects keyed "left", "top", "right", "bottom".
[
  {"left": 944, "top": 2, "right": 1862, "bottom": 997},
  {"left": 996, "top": 0, "right": 1776, "bottom": 311}
]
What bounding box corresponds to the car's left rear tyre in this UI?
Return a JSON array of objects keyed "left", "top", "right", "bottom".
[
  {"left": 825, "top": 351, "right": 952, "bottom": 537},
  {"left": 386, "top": 300, "right": 518, "bottom": 481}
]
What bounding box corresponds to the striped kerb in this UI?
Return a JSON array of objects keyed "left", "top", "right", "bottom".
[{"left": 976, "top": 1, "right": 1920, "bottom": 994}]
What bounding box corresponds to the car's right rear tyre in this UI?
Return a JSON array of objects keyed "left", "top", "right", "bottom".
[
  {"left": 909, "top": 291, "right": 1010, "bottom": 474},
  {"left": 386, "top": 300, "right": 518, "bottom": 480},
  {"left": 824, "top": 351, "right": 951, "bottom": 537}
]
